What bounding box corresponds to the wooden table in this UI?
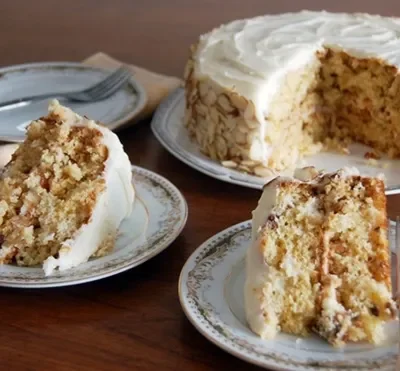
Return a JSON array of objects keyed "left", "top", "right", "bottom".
[{"left": 0, "top": 1, "right": 399, "bottom": 370}]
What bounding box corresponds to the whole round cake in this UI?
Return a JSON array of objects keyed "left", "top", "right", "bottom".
[{"left": 184, "top": 10, "right": 400, "bottom": 177}]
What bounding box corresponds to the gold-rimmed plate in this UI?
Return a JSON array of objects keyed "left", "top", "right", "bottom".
[
  {"left": 179, "top": 220, "right": 399, "bottom": 371},
  {"left": 0, "top": 166, "right": 187, "bottom": 288}
]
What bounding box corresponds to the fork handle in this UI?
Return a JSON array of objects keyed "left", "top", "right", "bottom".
[{"left": 0, "top": 93, "right": 68, "bottom": 112}]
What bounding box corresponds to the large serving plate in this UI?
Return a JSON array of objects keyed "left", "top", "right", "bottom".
[{"left": 152, "top": 88, "right": 400, "bottom": 195}]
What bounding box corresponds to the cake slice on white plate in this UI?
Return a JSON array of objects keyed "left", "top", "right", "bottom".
[
  {"left": 0, "top": 100, "right": 134, "bottom": 275},
  {"left": 245, "top": 166, "right": 398, "bottom": 347}
]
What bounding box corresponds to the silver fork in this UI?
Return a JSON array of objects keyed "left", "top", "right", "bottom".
[{"left": 0, "top": 66, "right": 132, "bottom": 111}]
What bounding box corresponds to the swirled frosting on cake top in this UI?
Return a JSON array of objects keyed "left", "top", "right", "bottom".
[{"left": 196, "top": 10, "right": 400, "bottom": 105}]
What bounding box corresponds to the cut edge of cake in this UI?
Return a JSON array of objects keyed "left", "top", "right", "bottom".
[
  {"left": 245, "top": 166, "right": 398, "bottom": 347},
  {"left": 42, "top": 100, "right": 135, "bottom": 275}
]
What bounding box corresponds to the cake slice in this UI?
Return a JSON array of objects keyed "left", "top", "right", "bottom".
[
  {"left": 245, "top": 167, "right": 398, "bottom": 346},
  {"left": 0, "top": 100, "right": 134, "bottom": 275}
]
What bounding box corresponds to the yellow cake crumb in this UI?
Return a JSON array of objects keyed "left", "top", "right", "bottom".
[
  {"left": 253, "top": 168, "right": 397, "bottom": 347},
  {"left": 0, "top": 106, "right": 109, "bottom": 267}
]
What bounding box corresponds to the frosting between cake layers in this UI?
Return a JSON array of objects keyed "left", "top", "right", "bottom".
[
  {"left": 245, "top": 167, "right": 362, "bottom": 337},
  {"left": 42, "top": 101, "right": 134, "bottom": 275},
  {"left": 194, "top": 10, "right": 400, "bottom": 163}
]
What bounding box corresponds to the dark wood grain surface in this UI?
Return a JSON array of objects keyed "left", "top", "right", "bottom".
[{"left": 0, "top": 1, "right": 399, "bottom": 370}]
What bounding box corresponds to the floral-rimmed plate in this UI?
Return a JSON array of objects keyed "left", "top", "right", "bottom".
[
  {"left": 152, "top": 88, "right": 400, "bottom": 195},
  {"left": 0, "top": 165, "right": 188, "bottom": 288},
  {"left": 179, "top": 220, "right": 399, "bottom": 371}
]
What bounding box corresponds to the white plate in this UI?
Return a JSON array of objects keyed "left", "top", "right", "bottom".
[
  {"left": 0, "top": 165, "right": 187, "bottom": 288},
  {"left": 179, "top": 220, "right": 399, "bottom": 371},
  {"left": 152, "top": 88, "right": 400, "bottom": 195},
  {"left": 0, "top": 62, "right": 147, "bottom": 142}
]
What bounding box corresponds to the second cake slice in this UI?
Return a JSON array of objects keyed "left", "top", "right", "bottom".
[{"left": 245, "top": 167, "right": 397, "bottom": 346}]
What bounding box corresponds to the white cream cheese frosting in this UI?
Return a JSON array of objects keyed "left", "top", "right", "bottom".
[
  {"left": 42, "top": 101, "right": 134, "bottom": 275},
  {"left": 194, "top": 10, "right": 400, "bottom": 163},
  {"left": 245, "top": 175, "right": 281, "bottom": 337}
]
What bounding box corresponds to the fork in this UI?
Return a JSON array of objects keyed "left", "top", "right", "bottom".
[{"left": 0, "top": 66, "right": 132, "bottom": 111}]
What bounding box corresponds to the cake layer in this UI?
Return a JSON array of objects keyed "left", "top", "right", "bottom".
[
  {"left": 184, "top": 11, "right": 400, "bottom": 176},
  {"left": 245, "top": 167, "right": 398, "bottom": 346},
  {"left": 0, "top": 100, "right": 134, "bottom": 275}
]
